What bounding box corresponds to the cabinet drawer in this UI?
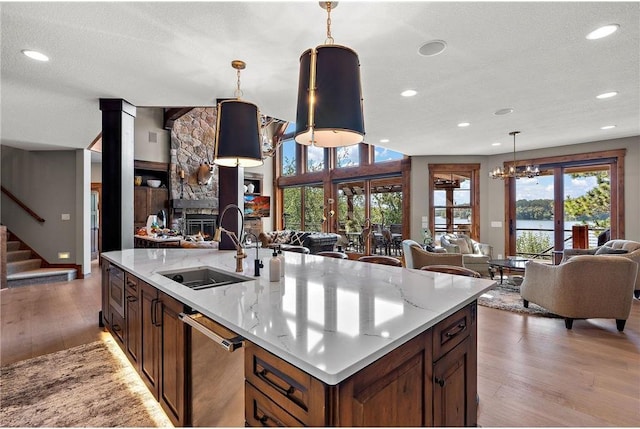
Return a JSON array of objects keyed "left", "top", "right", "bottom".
[
  {"left": 125, "top": 273, "right": 139, "bottom": 295},
  {"left": 433, "top": 304, "right": 473, "bottom": 360},
  {"left": 245, "top": 382, "right": 304, "bottom": 427},
  {"left": 110, "top": 306, "right": 125, "bottom": 347},
  {"left": 244, "top": 342, "right": 325, "bottom": 425}
]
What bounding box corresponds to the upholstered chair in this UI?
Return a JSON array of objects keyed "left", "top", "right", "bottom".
[
  {"left": 357, "top": 255, "right": 402, "bottom": 267},
  {"left": 401, "top": 239, "right": 464, "bottom": 269},
  {"left": 562, "top": 239, "right": 640, "bottom": 298},
  {"left": 520, "top": 255, "right": 638, "bottom": 331},
  {"left": 439, "top": 233, "right": 493, "bottom": 275},
  {"left": 421, "top": 265, "right": 481, "bottom": 278},
  {"left": 317, "top": 251, "right": 348, "bottom": 259}
]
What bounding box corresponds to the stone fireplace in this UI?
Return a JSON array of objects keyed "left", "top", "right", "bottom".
[{"left": 168, "top": 107, "right": 220, "bottom": 232}]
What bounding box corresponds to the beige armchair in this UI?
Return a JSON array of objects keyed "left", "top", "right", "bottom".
[
  {"left": 401, "top": 239, "right": 463, "bottom": 269},
  {"left": 439, "top": 233, "right": 493, "bottom": 276},
  {"left": 563, "top": 239, "right": 640, "bottom": 298},
  {"left": 520, "top": 255, "right": 638, "bottom": 331}
]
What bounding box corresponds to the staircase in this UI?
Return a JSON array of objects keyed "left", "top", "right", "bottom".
[{"left": 6, "top": 238, "right": 77, "bottom": 287}]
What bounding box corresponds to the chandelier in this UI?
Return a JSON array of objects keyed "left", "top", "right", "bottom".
[{"left": 489, "top": 131, "right": 540, "bottom": 180}]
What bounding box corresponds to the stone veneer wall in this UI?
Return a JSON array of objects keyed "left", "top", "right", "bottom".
[{"left": 169, "top": 107, "right": 219, "bottom": 214}]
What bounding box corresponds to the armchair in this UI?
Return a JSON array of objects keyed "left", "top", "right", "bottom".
[
  {"left": 439, "top": 233, "right": 493, "bottom": 276},
  {"left": 401, "top": 239, "right": 463, "bottom": 269},
  {"left": 562, "top": 239, "right": 640, "bottom": 298},
  {"left": 520, "top": 255, "right": 638, "bottom": 331}
]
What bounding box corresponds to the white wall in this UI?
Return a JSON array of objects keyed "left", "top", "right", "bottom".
[{"left": 410, "top": 135, "right": 640, "bottom": 258}]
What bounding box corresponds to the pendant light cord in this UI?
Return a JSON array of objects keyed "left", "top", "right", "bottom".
[{"left": 235, "top": 68, "right": 243, "bottom": 98}]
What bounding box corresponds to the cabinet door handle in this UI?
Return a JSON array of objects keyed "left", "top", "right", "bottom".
[
  {"left": 435, "top": 377, "right": 446, "bottom": 387},
  {"left": 127, "top": 296, "right": 137, "bottom": 303},
  {"left": 150, "top": 298, "right": 158, "bottom": 325},
  {"left": 258, "top": 368, "right": 295, "bottom": 397},
  {"left": 445, "top": 323, "right": 467, "bottom": 338},
  {"left": 126, "top": 280, "right": 137, "bottom": 289},
  {"left": 153, "top": 300, "right": 163, "bottom": 327}
]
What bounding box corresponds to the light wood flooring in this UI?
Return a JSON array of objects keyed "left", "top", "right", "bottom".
[{"left": 1, "top": 259, "right": 639, "bottom": 426}]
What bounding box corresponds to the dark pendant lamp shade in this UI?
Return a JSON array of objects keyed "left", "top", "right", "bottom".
[
  {"left": 295, "top": 44, "right": 365, "bottom": 147},
  {"left": 214, "top": 99, "right": 264, "bottom": 168}
]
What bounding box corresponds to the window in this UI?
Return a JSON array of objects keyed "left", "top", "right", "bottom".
[
  {"left": 429, "top": 164, "right": 480, "bottom": 243},
  {"left": 507, "top": 150, "right": 624, "bottom": 259},
  {"left": 374, "top": 146, "right": 404, "bottom": 163},
  {"left": 282, "top": 184, "right": 325, "bottom": 231},
  {"left": 281, "top": 139, "right": 297, "bottom": 177},
  {"left": 306, "top": 146, "right": 325, "bottom": 172},
  {"left": 337, "top": 145, "right": 360, "bottom": 168}
]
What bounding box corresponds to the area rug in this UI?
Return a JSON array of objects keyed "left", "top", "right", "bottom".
[
  {"left": 478, "top": 282, "right": 560, "bottom": 318},
  {"left": 0, "top": 335, "right": 173, "bottom": 427}
]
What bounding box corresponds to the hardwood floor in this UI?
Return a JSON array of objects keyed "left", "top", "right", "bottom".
[{"left": 1, "top": 260, "right": 639, "bottom": 426}]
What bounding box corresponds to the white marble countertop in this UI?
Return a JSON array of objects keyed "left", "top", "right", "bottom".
[{"left": 101, "top": 248, "right": 495, "bottom": 385}]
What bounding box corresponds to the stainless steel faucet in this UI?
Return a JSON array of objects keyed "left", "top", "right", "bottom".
[{"left": 213, "top": 204, "right": 246, "bottom": 273}]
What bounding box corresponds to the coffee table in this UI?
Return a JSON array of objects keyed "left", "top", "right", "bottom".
[{"left": 488, "top": 258, "right": 529, "bottom": 284}]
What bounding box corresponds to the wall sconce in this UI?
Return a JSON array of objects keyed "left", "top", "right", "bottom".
[
  {"left": 214, "top": 60, "right": 264, "bottom": 168},
  {"left": 295, "top": 2, "right": 365, "bottom": 148}
]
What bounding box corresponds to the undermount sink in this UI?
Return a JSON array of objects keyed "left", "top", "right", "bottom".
[{"left": 160, "top": 266, "right": 252, "bottom": 290}]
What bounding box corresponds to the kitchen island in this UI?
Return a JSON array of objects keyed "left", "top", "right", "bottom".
[{"left": 101, "top": 248, "right": 495, "bottom": 426}]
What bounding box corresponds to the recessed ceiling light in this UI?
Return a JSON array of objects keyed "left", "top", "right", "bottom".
[
  {"left": 457, "top": 122, "right": 470, "bottom": 128},
  {"left": 596, "top": 91, "right": 618, "bottom": 99},
  {"left": 21, "top": 49, "right": 49, "bottom": 62},
  {"left": 600, "top": 125, "right": 616, "bottom": 130},
  {"left": 379, "top": 138, "right": 390, "bottom": 143},
  {"left": 418, "top": 40, "right": 447, "bottom": 57},
  {"left": 401, "top": 89, "right": 417, "bottom": 97},
  {"left": 492, "top": 142, "right": 501, "bottom": 146},
  {"left": 586, "top": 24, "right": 619, "bottom": 40},
  {"left": 494, "top": 108, "right": 514, "bottom": 116}
]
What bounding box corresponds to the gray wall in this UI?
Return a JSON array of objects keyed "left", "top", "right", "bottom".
[
  {"left": 1, "top": 146, "right": 90, "bottom": 272},
  {"left": 134, "top": 107, "right": 170, "bottom": 163},
  {"left": 410, "top": 135, "right": 640, "bottom": 258}
]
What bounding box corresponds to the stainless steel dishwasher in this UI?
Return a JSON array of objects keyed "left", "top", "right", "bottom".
[{"left": 179, "top": 311, "right": 245, "bottom": 427}]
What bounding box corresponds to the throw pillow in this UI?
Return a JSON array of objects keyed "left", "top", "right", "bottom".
[
  {"left": 595, "top": 246, "right": 628, "bottom": 255},
  {"left": 449, "top": 237, "right": 472, "bottom": 254},
  {"left": 273, "top": 230, "right": 291, "bottom": 244},
  {"left": 290, "top": 231, "right": 310, "bottom": 246}
]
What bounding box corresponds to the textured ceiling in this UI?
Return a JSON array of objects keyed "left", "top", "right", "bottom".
[{"left": 1, "top": 2, "right": 638, "bottom": 157}]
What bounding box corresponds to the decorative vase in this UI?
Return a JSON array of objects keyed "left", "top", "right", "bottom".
[
  {"left": 247, "top": 183, "right": 255, "bottom": 194},
  {"left": 134, "top": 176, "right": 142, "bottom": 186}
]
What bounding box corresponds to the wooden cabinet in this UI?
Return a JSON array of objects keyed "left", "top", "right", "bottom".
[
  {"left": 245, "top": 303, "right": 478, "bottom": 427},
  {"left": 134, "top": 160, "right": 169, "bottom": 229},
  {"left": 140, "top": 280, "right": 161, "bottom": 397},
  {"left": 107, "top": 264, "right": 125, "bottom": 348},
  {"left": 125, "top": 273, "right": 141, "bottom": 368},
  {"left": 134, "top": 187, "right": 169, "bottom": 229},
  {"left": 138, "top": 280, "right": 187, "bottom": 427},
  {"left": 100, "top": 261, "right": 111, "bottom": 327},
  {"left": 432, "top": 303, "right": 477, "bottom": 427}
]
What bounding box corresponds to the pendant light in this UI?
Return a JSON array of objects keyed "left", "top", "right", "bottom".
[
  {"left": 489, "top": 131, "right": 540, "bottom": 179},
  {"left": 295, "top": 1, "right": 365, "bottom": 148},
  {"left": 214, "top": 60, "right": 264, "bottom": 168}
]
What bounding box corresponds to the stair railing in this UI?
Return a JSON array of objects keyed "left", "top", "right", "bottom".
[{"left": 1, "top": 186, "right": 45, "bottom": 223}]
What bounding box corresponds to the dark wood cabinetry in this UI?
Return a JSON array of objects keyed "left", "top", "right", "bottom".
[
  {"left": 134, "top": 187, "right": 169, "bottom": 229},
  {"left": 102, "top": 264, "right": 186, "bottom": 428},
  {"left": 245, "top": 303, "right": 477, "bottom": 427},
  {"left": 125, "top": 273, "right": 141, "bottom": 368},
  {"left": 134, "top": 160, "right": 169, "bottom": 229}
]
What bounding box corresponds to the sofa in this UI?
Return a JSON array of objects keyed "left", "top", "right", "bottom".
[
  {"left": 520, "top": 255, "right": 638, "bottom": 331},
  {"left": 439, "top": 233, "right": 493, "bottom": 276},
  {"left": 562, "top": 239, "right": 640, "bottom": 298},
  {"left": 258, "top": 230, "right": 340, "bottom": 254},
  {"left": 401, "top": 239, "right": 464, "bottom": 270}
]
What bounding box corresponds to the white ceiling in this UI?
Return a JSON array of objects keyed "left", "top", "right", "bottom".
[{"left": 1, "top": 2, "right": 638, "bottom": 157}]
